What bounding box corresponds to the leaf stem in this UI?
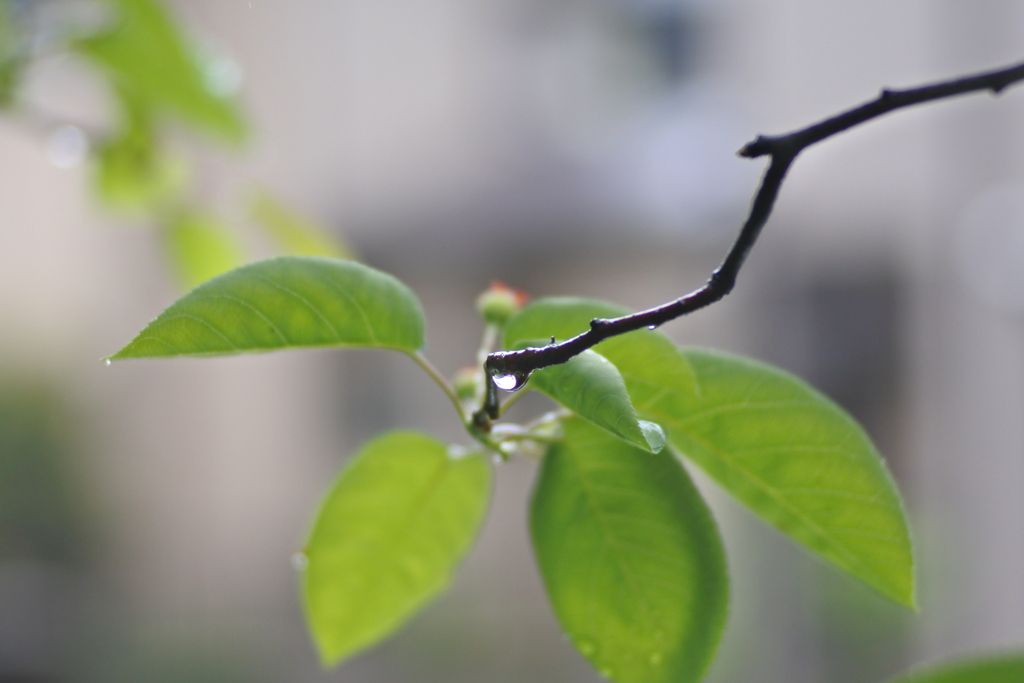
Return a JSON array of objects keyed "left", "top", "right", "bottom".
[
  {"left": 412, "top": 352, "right": 465, "bottom": 422},
  {"left": 476, "top": 324, "right": 500, "bottom": 368},
  {"left": 497, "top": 386, "right": 529, "bottom": 417},
  {"left": 499, "top": 432, "right": 562, "bottom": 444},
  {"left": 525, "top": 409, "right": 572, "bottom": 430}
]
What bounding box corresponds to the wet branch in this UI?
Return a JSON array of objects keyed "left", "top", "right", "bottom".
[{"left": 475, "top": 59, "right": 1024, "bottom": 422}]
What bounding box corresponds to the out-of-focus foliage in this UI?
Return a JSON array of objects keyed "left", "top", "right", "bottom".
[
  {"left": 0, "top": 382, "right": 88, "bottom": 566},
  {"left": 163, "top": 211, "right": 245, "bottom": 290},
  {"left": 73, "top": 0, "right": 244, "bottom": 218},
  {"left": 0, "top": 2, "right": 23, "bottom": 108},
  {"left": 249, "top": 189, "right": 356, "bottom": 260},
  {"left": 885, "top": 653, "right": 1024, "bottom": 683},
  {"left": 76, "top": 0, "right": 245, "bottom": 143},
  {"left": 1, "top": 0, "right": 348, "bottom": 292},
  {"left": 94, "top": 90, "right": 186, "bottom": 211}
]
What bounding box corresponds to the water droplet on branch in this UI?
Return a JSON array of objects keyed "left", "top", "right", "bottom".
[{"left": 493, "top": 372, "right": 528, "bottom": 391}]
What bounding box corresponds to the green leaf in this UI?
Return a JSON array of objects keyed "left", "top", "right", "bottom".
[
  {"left": 163, "top": 212, "right": 246, "bottom": 290},
  {"left": 0, "top": 4, "right": 12, "bottom": 56},
  {"left": 77, "top": 0, "right": 245, "bottom": 142},
  {"left": 249, "top": 189, "right": 357, "bottom": 260},
  {"left": 504, "top": 297, "right": 700, "bottom": 407},
  {"left": 522, "top": 346, "right": 665, "bottom": 453},
  {"left": 93, "top": 98, "right": 186, "bottom": 212},
  {"left": 108, "top": 256, "right": 425, "bottom": 360},
  {"left": 885, "top": 653, "right": 1024, "bottom": 683},
  {"left": 0, "top": 4, "right": 23, "bottom": 108},
  {"left": 662, "top": 349, "right": 915, "bottom": 607},
  {"left": 303, "top": 431, "right": 492, "bottom": 666},
  {"left": 507, "top": 298, "right": 914, "bottom": 607},
  {"left": 531, "top": 418, "right": 728, "bottom": 683}
]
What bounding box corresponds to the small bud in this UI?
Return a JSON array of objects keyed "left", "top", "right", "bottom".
[
  {"left": 453, "top": 366, "right": 480, "bottom": 402},
  {"left": 476, "top": 282, "right": 529, "bottom": 326}
]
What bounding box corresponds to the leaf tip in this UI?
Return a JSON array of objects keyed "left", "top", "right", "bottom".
[
  {"left": 104, "top": 344, "right": 135, "bottom": 362},
  {"left": 314, "top": 639, "right": 345, "bottom": 670},
  {"left": 886, "top": 544, "right": 917, "bottom": 610},
  {"left": 904, "top": 585, "right": 920, "bottom": 613},
  {"left": 303, "top": 578, "right": 351, "bottom": 670},
  {"left": 872, "top": 568, "right": 917, "bottom": 611}
]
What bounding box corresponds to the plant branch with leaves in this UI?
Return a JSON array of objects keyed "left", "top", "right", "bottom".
[{"left": 106, "top": 49, "right": 1024, "bottom": 683}]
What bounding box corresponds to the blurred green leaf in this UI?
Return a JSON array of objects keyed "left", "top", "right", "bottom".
[
  {"left": 885, "top": 653, "right": 1024, "bottom": 683},
  {"left": 303, "top": 431, "right": 491, "bottom": 666},
  {"left": 504, "top": 297, "right": 699, "bottom": 406},
  {"left": 531, "top": 417, "right": 728, "bottom": 683},
  {"left": 663, "top": 349, "right": 915, "bottom": 607},
  {"left": 163, "top": 212, "right": 246, "bottom": 290},
  {"left": 0, "top": 4, "right": 11, "bottom": 53},
  {"left": 520, "top": 345, "right": 665, "bottom": 452},
  {"left": 0, "top": 382, "right": 89, "bottom": 565},
  {"left": 77, "top": 0, "right": 245, "bottom": 142},
  {"left": 94, "top": 95, "right": 186, "bottom": 211},
  {"left": 249, "top": 189, "right": 356, "bottom": 259},
  {"left": 0, "top": 3, "right": 23, "bottom": 108},
  {"left": 108, "top": 256, "right": 425, "bottom": 359}
]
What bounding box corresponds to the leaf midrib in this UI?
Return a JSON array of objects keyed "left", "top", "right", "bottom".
[
  {"left": 319, "top": 451, "right": 455, "bottom": 655},
  {"left": 562, "top": 440, "right": 658, "bottom": 641},
  {"left": 662, "top": 418, "right": 906, "bottom": 601}
]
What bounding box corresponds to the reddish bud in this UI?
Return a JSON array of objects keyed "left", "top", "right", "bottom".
[{"left": 476, "top": 282, "right": 529, "bottom": 326}]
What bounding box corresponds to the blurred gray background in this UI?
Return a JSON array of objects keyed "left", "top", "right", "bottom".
[{"left": 1, "top": 0, "right": 1024, "bottom": 681}]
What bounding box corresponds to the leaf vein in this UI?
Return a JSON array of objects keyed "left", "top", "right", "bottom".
[{"left": 253, "top": 274, "right": 343, "bottom": 342}]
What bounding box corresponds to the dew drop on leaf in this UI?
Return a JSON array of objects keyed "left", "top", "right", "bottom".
[
  {"left": 104, "top": 359, "right": 112, "bottom": 366},
  {"left": 574, "top": 636, "right": 597, "bottom": 657}
]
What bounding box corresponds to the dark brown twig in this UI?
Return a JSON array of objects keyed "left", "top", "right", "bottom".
[{"left": 475, "top": 59, "right": 1024, "bottom": 422}]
